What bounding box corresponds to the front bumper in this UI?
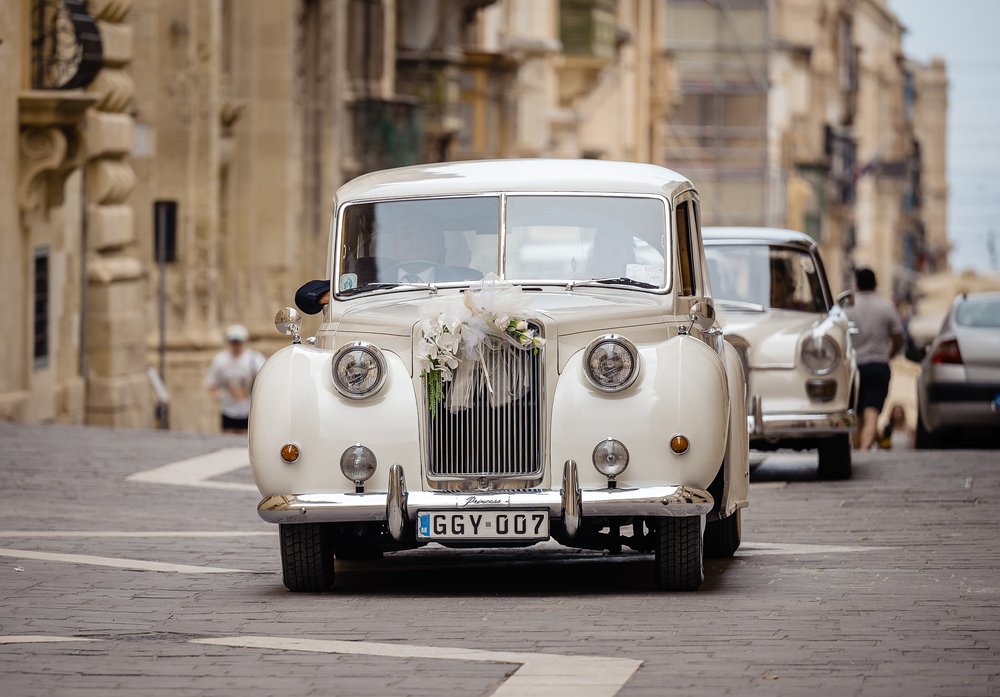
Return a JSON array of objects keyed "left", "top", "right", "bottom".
[
  {"left": 747, "top": 394, "right": 856, "bottom": 439},
  {"left": 257, "top": 460, "right": 713, "bottom": 541}
]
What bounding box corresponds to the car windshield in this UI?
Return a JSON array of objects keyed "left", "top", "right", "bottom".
[
  {"left": 955, "top": 295, "right": 1000, "bottom": 328},
  {"left": 504, "top": 195, "right": 668, "bottom": 287},
  {"left": 705, "top": 244, "right": 827, "bottom": 313},
  {"left": 337, "top": 194, "right": 669, "bottom": 293}
]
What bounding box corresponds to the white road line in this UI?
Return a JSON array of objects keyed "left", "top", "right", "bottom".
[
  {"left": 192, "top": 636, "right": 642, "bottom": 697},
  {"left": 0, "top": 530, "right": 273, "bottom": 539},
  {"left": 0, "top": 636, "right": 97, "bottom": 645},
  {"left": 750, "top": 481, "right": 788, "bottom": 489},
  {"left": 127, "top": 448, "right": 256, "bottom": 492},
  {"left": 0, "top": 548, "right": 257, "bottom": 574},
  {"left": 738, "top": 541, "right": 892, "bottom": 556}
]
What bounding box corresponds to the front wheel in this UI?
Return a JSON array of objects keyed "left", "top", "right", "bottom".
[
  {"left": 652, "top": 517, "right": 704, "bottom": 591},
  {"left": 817, "top": 433, "right": 852, "bottom": 480},
  {"left": 704, "top": 509, "right": 741, "bottom": 558},
  {"left": 280, "top": 523, "right": 335, "bottom": 592}
]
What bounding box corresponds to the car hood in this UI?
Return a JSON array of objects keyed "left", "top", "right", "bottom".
[
  {"left": 717, "top": 307, "right": 822, "bottom": 367},
  {"left": 333, "top": 288, "right": 670, "bottom": 338}
]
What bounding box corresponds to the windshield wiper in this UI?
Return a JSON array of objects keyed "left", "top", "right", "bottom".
[
  {"left": 568, "top": 277, "right": 659, "bottom": 290},
  {"left": 339, "top": 281, "right": 438, "bottom": 297}
]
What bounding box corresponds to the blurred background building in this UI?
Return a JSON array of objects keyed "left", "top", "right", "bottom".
[{"left": 0, "top": 0, "right": 967, "bottom": 432}]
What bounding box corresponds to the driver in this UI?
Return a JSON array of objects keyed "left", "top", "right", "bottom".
[
  {"left": 294, "top": 226, "right": 448, "bottom": 314},
  {"left": 392, "top": 225, "right": 446, "bottom": 282}
]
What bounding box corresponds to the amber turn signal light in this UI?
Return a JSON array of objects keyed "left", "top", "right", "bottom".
[
  {"left": 280, "top": 443, "right": 300, "bottom": 463},
  {"left": 669, "top": 435, "right": 689, "bottom": 454}
]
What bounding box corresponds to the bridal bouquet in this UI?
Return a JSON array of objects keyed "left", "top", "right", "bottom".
[{"left": 417, "top": 274, "right": 545, "bottom": 413}]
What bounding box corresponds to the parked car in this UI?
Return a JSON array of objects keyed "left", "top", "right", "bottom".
[
  {"left": 250, "top": 159, "right": 750, "bottom": 592},
  {"left": 703, "top": 227, "right": 857, "bottom": 479},
  {"left": 916, "top": 291, "right": 1000, "bottom": 447}
]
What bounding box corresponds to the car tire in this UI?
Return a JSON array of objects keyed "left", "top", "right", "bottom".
[
  {"left": 280, "top": 523, "right": 335, "bottom": 592},
  {"left": 704, "top": 509, "right": 741, "bottom": 558},
  {"left": 914, "top": 409, "right": 939, "bottom": 449},
  {"left": 652, "top": 517, "right": 703, "bottom": 591},
  {"left": 817, "top": 433, "right": 852, "bottom": 480}
]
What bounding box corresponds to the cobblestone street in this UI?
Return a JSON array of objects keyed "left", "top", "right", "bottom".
[{"left": 0, "top": 422, "right": 998, "bottom": 696}]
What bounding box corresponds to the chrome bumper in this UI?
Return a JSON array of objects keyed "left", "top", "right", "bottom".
[
  {"left": 748, "top": 393, "right": 856, "bottom": 438},
  {"left": 257, "top": 461, "right": 713, "bottom": 540}
]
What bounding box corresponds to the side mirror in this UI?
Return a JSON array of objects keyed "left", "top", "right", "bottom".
[
  {"left": 274, "top": 307, "right": 302, "bottom": 344},
  {"left": 689, "top": 301, "right": 716, "bottom": 332},
  {"left": 836, "top": 290, "right": 855, "bottom": 307}
]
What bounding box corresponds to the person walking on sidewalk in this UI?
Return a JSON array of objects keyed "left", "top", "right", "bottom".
[
  {"left": 206, "top": 324, "right": 265, "bottom": 434},
  {"left": 845, "top": 268, "right": 904, "bottom": 450}
]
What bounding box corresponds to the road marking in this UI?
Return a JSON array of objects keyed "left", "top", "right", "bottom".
[
  {"left": 127, "top": 448, "right": 256, "bottom": 492},
  {"left": 750, "top": 481, "right": 788, "bottom": 489},
  {"left": 0, "top": 548, "right": 258, "bottom": 574},
  {"left": 0, "top": 636, "right": 97, "bottom": 645},
  {"left": 738, "top": 541, "right": 892, "bottom": 556},
  {"left": 0, "top": 530, "right": 273, "bottom": 539},
  {"left": 192, "top": 636, "right": 642, "bottom": 697}
]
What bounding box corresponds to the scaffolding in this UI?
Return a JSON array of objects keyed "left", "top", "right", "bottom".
[{"left": 661, "top": 0, "right": 770, "bottom": 226}]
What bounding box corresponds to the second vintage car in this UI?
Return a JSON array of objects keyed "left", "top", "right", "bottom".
[
  {"left": 250, "top": 159, "right": 750, "bottom": 592},
  {"left": 704, "top": 227, "right": 857, "bottom": 479}
]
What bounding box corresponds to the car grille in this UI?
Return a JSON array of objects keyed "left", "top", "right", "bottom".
[{"left": 425, "top": 339, "right": 544, "bottom": 480}]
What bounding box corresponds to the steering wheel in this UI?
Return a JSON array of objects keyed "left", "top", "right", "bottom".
[{"left": 391, "top": 259, "right": 446, "bottom": 282}]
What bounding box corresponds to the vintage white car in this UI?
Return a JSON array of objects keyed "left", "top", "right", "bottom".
[
  {"left": 703, "top": 227, "right": 857, "bottom": 479},
  {"left": 250, "top": 160, "right": 749, "bottom": 592}
]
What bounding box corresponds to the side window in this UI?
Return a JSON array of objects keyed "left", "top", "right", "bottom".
[{"left": 675, "top": 200, "right": 696, "bottom": 296}]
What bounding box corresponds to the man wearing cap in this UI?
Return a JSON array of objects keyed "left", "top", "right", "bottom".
[{"left": 206, "top": 325, "right": 266, "bottom": 434}]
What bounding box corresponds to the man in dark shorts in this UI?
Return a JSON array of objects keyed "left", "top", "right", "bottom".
[{"left": 845, "top": 268, "right": 904, "bottom": 450}]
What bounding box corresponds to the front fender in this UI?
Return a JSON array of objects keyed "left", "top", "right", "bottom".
[
  {"left": 551, "top": 335, "right": 729, "bottom": 490},
  {"left": 248, "top": 344, "right": 421, "bottom": 497}
]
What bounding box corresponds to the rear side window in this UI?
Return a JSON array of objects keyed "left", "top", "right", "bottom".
[
  {"left": 955, "top": 296, "right": 1000, "bottom": 328},
  {"left": 675, "top": 200, "right": 695, "bottom": 296}
]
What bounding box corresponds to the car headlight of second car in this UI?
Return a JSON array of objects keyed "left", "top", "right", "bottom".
[
  {"left": 332, "top": 341, "right": 387, "bottom": 399},
  {"left": 800, "top": 334, "right": 840, "bottom": 375},
  {"left": 584, "top": 334, "right": 640, "bottom": 392}
]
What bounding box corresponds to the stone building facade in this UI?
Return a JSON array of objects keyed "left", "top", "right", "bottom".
[
  {"left": 1, "top": 0, "right": 150, "bottom": 426},
  {"left": 662, "top": 0, "right": 948, "bottom": 300}
]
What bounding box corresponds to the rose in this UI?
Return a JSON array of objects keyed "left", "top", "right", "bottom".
[{"left": 515, "top": 320, "right": 528, "bottom": 332}]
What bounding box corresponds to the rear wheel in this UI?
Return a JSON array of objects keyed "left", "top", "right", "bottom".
[
  {"left": 280, "top": 523, "right": 335, "bottom": 592},
  {"left": 817, "top": 433, "right": 852, "bottom": 480},
  {"left": 914, "top": 408, "right": 940, "bottom": 449},
  {"left": 704, "top": 509, "right": 741, "bottom": 558},
  {"left": 652, "top": 517, "right": 703, "bottom": 591}
]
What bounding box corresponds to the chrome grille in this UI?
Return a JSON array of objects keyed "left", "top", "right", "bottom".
[{"left": 426, "top": 339, "right": 543, "bottom": 479}]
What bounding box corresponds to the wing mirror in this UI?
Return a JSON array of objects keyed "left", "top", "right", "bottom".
[
  {"left": 836, "top": 290, "right": 855, "bottom": 307},
  {"left": 274, "top": 307, "right": 302, "bottom": 344},
  {"left": 689, "top": 301, "right": 716, "bottom": 332}
]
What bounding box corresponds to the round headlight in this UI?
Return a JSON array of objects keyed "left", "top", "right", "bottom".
[
  {"left": 332, "top": 341, "right": 386, "bottom": 399},
  {"left": 584, "top": 335, "right": 640, "bottom": 392},
  {"left": 593, "top": 438, "right": 630, "bottom": 478},
  {"left": 801, "top": 335, "right": 840, "bottom": 375},
  {"left": 340, "top": 444, "right": 377, "bottom": 484}
]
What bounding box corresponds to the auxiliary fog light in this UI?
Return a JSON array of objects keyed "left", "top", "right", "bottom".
[
  {"left": 592, "top": 438, "right": 629, "bottom": 478},
  {"left": 670, "top": 435, "right": 690, "bottom": 455},
  {"left": 279, "top": 443, "right": 300, "bottom": 463},
  {"left": 340, "top": 444, "right": 377, "bottom": 488}
]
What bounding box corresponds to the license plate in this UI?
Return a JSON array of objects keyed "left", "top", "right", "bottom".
[{"left": 416, "top": 510, "right": 549, "bottom": 541}]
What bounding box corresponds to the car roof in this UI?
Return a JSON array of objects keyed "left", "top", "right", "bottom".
[
  {"left": 703, "top": 226, "right": 818, "bottom": 249},
  {"left": 334, "top": 159, "right": 696, "bottom": 202}
]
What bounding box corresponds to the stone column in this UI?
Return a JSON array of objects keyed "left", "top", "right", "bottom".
[{"left": 84, "top": 0, "right": 151, "bottom": 427}]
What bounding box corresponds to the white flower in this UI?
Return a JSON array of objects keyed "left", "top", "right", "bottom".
[
  {"left": 438, "top": 365, "right": 454, "bottom": 382},
  {"left": 519, "top": 334, "right": 532, "bottom": 347},
  {"left": 435, "top": 331, "right": 461, "bottom": 354},
  {"left": 417, "top": 337, "right": 439, "bottom": 361},
  {"left": 515, "top": 320, "right": 528, "bottom": 332},
  {"left": 532, "top": 335, "right": 545, "bottom": 348}
]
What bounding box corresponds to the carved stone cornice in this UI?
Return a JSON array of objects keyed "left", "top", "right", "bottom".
[{"left": 18, "top": 90, "right": 98, "bottom": 127}]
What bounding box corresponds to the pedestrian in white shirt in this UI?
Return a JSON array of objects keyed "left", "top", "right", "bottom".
[
  {"left": 844, "top": 269, "right": 904, "bottom": 450},
  {"left": 206, "top": 324, "right": 265, "bottom": 434}
]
